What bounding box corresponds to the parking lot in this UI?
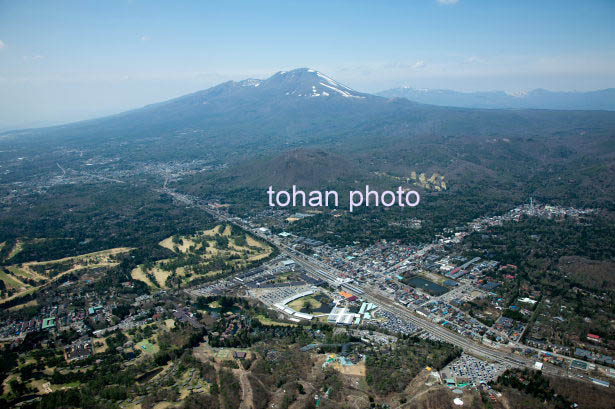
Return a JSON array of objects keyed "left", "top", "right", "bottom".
[
  {"left": 440, "top": 353, "right": 509, "bottom": 386},
  {"left": 250, "top": 284, "right": 315, "bottom": 305},
  {"left": 375, "top": 309, "right": 420, "bottom": 335}
]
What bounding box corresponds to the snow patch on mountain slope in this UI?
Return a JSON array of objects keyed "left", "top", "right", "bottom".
[{"left": 318, "top": 82, "right": 365, "bottom": 99}]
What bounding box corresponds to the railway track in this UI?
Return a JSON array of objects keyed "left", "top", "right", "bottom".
[{"left": 163, "top": 189, "right": 601, "bottom": 386}]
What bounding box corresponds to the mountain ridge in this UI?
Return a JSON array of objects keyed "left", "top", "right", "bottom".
[
  {"left": 377, "top": 86, "right": 615, "bottom": 110},
  {"left": 2, "top": 68, "right": 613, "bottom": 140},
  {"left": 2, "top": 68, "right": 615, "bottom": 170},
  {"left": 1, "top": 67, "right": 615, "bottom": 212}
]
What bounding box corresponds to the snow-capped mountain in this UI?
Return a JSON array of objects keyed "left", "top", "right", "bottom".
[
  {"left": 261, "top": 68, "right": 368, "bottom": 98},
  {"left": 194, "top": 68, "right": 372, "bottom": 101},
  {"left": 377, "top": 86, "right": 615, "bottom": 110},
  {"left": 1, "top": 68, "right": 389, "bottom": 148},
  {"left": 5, "top": 68, "right": 615, "bottom": 158}
]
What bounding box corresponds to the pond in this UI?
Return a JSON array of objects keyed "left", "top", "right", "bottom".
[
  {"left": 136, "top": 366, "right": 164, "bottom": 383},
  {"left": 406, "top": 276, "right": 449, "bottom": 296}
]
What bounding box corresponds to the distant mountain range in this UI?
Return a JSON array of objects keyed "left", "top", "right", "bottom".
[
  {"left": 5, "top": 68, "right": 614, "bottom": 151},
  {"left": 376, "top": 87, "right": 615, "bottom": 110},
  {"left": 2, "top": 68, "right": 615, "bottom": 207},
  {"left": 232, "top": 68, "right": 373, "bottom": 99}
]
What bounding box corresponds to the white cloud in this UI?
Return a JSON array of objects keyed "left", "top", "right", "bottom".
[
  {"left": 381, "top": 61, "right": 427, "bottom": 71},
  {"left": 22, "top": 55, "right": 45, "bottom": 61},
  {"left": 436, "top": 0, "right": 459, "bottom": 4},
  {"left": 412, "top": 60, "right": 426, "bottom": 70},
  {"left": 140, "top": 35, "right": 151, "bottom": 42},
  {"left": 0, "top": 40, "right": 5, "bottom": 50},
  {"left": 465, "top": 56, "right": 485, "bottom": 64}
]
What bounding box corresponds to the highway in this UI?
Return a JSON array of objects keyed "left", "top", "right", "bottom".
[
  {"left": 283, "top": 247, "right": 529, "bottom": 366},
  {"left": 285, "top": 249, "right": 589, "bottom": 382},
  {"left": 163, "top": 188, "right": 601, "bottom": 385}
]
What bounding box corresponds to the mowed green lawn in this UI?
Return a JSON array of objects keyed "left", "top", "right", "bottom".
[
  {"left": 135, "top": 339, "right": 159, "bottom": 354},
  {"left": 288, "top": 295, "right": 322, "bottom": 312}
]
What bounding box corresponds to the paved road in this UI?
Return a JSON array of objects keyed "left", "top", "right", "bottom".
[
  {"left": 163, "top": 188, "right": 601, "bottom": 385},
  {"left": 262, "top": 231, "right": 598, "bottom": 384}
]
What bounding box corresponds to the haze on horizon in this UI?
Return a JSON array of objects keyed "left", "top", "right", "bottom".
[{"left": 0, "top": 0, "right": 614, "bottom": 130}]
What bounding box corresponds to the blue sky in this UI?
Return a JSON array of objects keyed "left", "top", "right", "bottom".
[{"left": 0, "top": 0, "right": 614, "bottom": 129}]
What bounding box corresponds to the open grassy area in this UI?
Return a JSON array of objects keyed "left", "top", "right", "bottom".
[
  {"left": 29, "top": 379, "right": 53, "bottom": 395},
  {"left": 7, "top": 265, "right": 46, "bottom": 281},
  {"left": 28, "top": 379, "right": 81, "bottom": 395},
  {"left": 151, "top": 265, "right": 174, "bottom": 287},
  {"left": 274, "top": 271, "right": 293, "bottom": 283},
  {"left": 130, "top": 266, "right": 155, "bottom": 287},
  {"left": 195, "top": 344, "right": 252, "bottom": 361},
  {"left": 93, "top": 338, "right": 108, "bottom": 354},
  {"left": 7, "top": 240, "right": 23, "bottom": 260},
  {"left": 152, "top": 402, "right": 176, "bottom": 409},
  {"left": 133, "top": 224, "right": 272, "bottom": 289},
  {"left": 131, "top": 259, "right": 178, "bottom": 288},
  {"left": 159, "top": 236, "right": 200, "bottom": 253},
  {"left": 256, "top": 314, "right": 298, "bottom": 327},
  {"left": 21, "top": 246, "right": 133, "bottom": 269},
  {"left": 288, "top": 294, "right": 323, "bottom": 313},
  {"left": 247, "top": 251, "right": 270, "bottom": 262},
  {"left": 1, "top": 247, "right": 134, "bottom": 304},
  {"left": 8, "top": 299, "right": 38, "bottom": 311},
  {"left": 0, "top": 269, "right": 27, "bottom": 290},
  {"left": 0, "top": 287, "right": 37, "bottom": 305},
  {"left": 1, "top": 373, "right": 17, "bottom": 397},
  {"left": 419, "top": 270, "right": 450, "bottom": 285},
  {"left": 202, "top": 225, "right": 222, "bottom": 236},
  {"left": 329, "top": 359, "right": 366, "bottom": 377},
  {"left": 135, "top": 339, "right": 159, "bottom": 355},
  {"left": 245, "top": 234, "right": 273, "bottom": 261}
]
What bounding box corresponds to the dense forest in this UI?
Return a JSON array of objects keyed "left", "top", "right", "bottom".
[
  {"left": 0, "top": 183, "right": 216, "bottom": 263},
  {"left": 365, "top": 337, "right": 461, "bottom": 395}
]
